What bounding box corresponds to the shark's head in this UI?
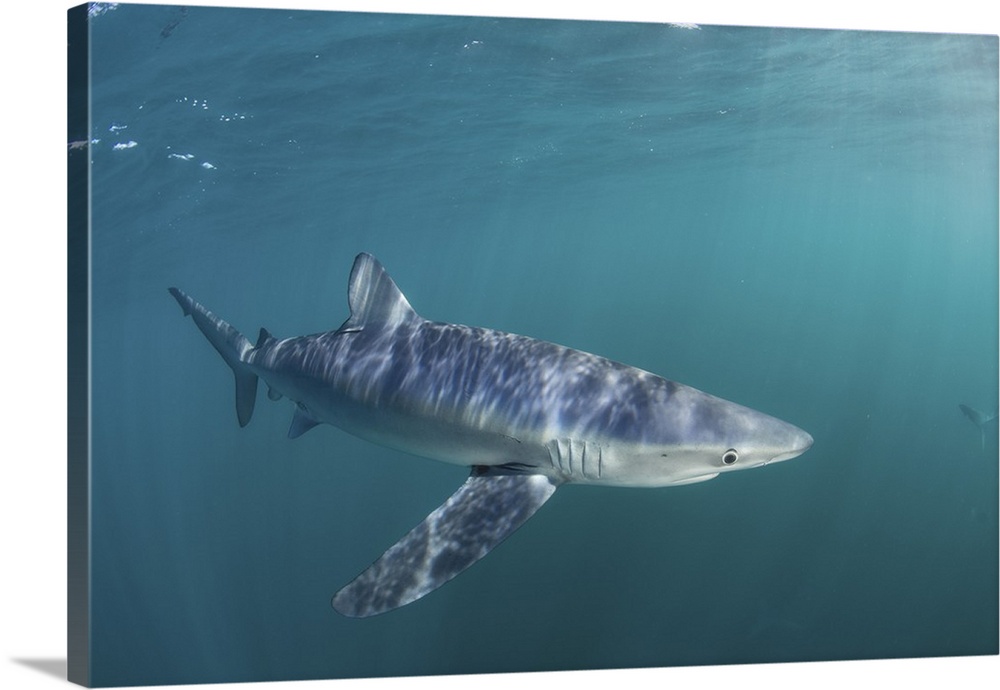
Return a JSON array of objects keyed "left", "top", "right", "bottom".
[
  {"left": 600, "top": 383, "right": 813, "bottom": 488},
  {"left": 707, "top": 401, "right": 814, "bottom": 473},
  {"left": 664, "top": 387, "right": 813, "bottom": 486}
]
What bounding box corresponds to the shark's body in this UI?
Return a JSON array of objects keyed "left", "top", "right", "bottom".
[{"left": 170, "top": 253, "right": 813, "bottom": 617}]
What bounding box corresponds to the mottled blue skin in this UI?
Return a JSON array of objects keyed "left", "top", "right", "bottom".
[{"left": 242, "top": 255, "right": 812, "bottom": 487}]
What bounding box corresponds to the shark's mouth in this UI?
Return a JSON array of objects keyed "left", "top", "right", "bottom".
[{"left": 770, "top": 446, "right": 811, "bottom": 464}]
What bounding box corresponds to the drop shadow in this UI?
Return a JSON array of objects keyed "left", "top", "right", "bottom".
[{"left": 12, "top": 658, "right": 67, "bottom": 681}]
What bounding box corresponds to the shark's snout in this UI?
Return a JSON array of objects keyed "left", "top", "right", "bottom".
[{"left": 770, "top": 428, "right": 813, "bottom": 464}]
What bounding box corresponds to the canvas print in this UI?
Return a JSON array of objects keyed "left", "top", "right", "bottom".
[{"left": 68, "top": 3, "right": 998, "bottom": 687}]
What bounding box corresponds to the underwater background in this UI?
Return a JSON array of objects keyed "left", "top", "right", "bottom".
[{"left": 80, "top": 4, "right": 997, "bottom": 686}]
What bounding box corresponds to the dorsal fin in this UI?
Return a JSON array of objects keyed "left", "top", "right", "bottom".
[
  {"left": 343, "top": 253, "right": 419, "bottom": 330},
  {"left": 256, "top": 327, "right": 276, "bottom": 349}
]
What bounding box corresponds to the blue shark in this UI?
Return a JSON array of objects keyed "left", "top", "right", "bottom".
[
  {"left": 959, "top": 404, "right": 997, "bottom": 450},
  {"left": 169, "top": 253, "right": 813, "bottom": 617}
]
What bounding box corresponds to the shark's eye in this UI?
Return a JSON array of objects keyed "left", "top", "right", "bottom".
[{"left": 722, "top": 449, "right": 739, "bottom": 465}]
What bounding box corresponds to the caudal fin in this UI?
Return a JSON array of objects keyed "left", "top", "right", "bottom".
[{"left": 169, "top": 288, "right": 259, "bottom": 426}]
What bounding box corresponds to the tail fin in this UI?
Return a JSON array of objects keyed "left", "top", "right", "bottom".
[
  {"left": 959, "top": 404, "right": 997, "bottom": 450},
  {"left": 169, "top": 288, "right": 259, "bottom": 426}
]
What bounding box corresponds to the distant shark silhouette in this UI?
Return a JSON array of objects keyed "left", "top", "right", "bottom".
[
  {"left": 170, "top": 253, "right": 813, "bottom": 617},
  {"left": 959, "top": 404, "right": 998, "bottom": 450}
]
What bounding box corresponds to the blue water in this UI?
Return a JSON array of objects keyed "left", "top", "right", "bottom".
[{"left": 82, "top": 4, "right": 998, "bottom": 686}]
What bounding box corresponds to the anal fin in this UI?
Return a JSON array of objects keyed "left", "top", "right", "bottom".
[{"left": 332, "top": 468, "right": 560, "bottom": 617}]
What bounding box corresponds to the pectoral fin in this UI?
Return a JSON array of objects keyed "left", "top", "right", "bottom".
[{"left": 332, "top": 468, "right": 560, "bottom": 617}]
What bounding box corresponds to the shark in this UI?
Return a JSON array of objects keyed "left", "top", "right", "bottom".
[
  {"left": 169, "top": 252, "right": 813, "bottom": 617},
  {"left": 959, "top": 404, "right": 998, "bottom": 450}
]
